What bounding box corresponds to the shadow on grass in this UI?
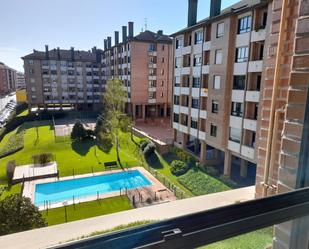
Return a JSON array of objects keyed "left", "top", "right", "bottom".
[
  {"left": 16, "top": 120, "right": 54, "bottom": 133},
  {"left": 145, "top": 153, "right": 163, "bottom": 169},
  {"left": 161, "top": 152, "right": 180, "bottom": 165},
  {"left": 71, "top": 138, "right": 95, "bottom": 156}
]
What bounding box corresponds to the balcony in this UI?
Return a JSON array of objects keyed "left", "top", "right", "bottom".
[
  {"left": 201, "top": 88, "right": 208, "bottom": 97},
  {"left": 193, "top": 43, "right": 202, "bottom": 54},
  {"left": 180, "top": 106, "right": 189, "bottom": 114},
  {"left": 191, "top": 108, "right": 199, "bottom": 118},
  {"left": 149, "top": 63, "right": 157, "bottom": 68},
  {"left": 173, "top": 105, "right": 180, "bottom": 113},
  {"left": 248, "top": 61, "right": 263, "bottom": 72},
  {"left": 174, "top": 87, "right": 180, "bottom": 95},
  {"left": 180, "top": 87, "right": 190, "bottom": 95},
  {"left": 198, "top": 131, "right": 206, "bottom": 140},
  {"left": 148, "top": 98, "right": 156, "bottom": 104},
  {"left": 228, "top": 140, "right": 240, "bottom": 153},
  {"left": 191, "top": 88, "right": 200, "bottom": 97},
  {"left": 203, "top": 41, "right": 211, "bottom": 51},
  {"left": 243, "top": 118, "right": 257, "bottom": 131},
  {"left": 236, "top": 32, "right": 250, "bottom": 47},
  {"left": 148, "top": 75, "right": 156, "bottom": 81},
  {"left": 182, "top": 46, "right": 191, "bottom": 55},
  {"left": 179, "top": 124, "right": 188, "bottom": 133},
  {"left": 251, "top": 29, "right": 266, "bottom": 42},
  {"left": 200, "top": 110, "right": 207, "bottom": 119},
  {"left": 148, "top": 87, "right": 156, "bottom": 92},
  {"left": 42, "top": 65, "right": 49, "bottom": 70},
  {"left": 148, "top": 51, "right": 157, "bottom": 56},
  {"left": 202, "top": 65, "right": 209, "bottom": 74},
  {"left": 241, "top": 145, "right": 255, "bottom": 160},
  {"left": 181, "top": 67, "right": 190, "bottom": 75},
  {"left": 231, "top": 90, "right": 245, "bottom": 102},
  {"left": 233, "top": 62, "right": 247, "bottom": 75},
  {"left": 192, "top": 66, "right": 201, "bottom": 76},
  {"left": 245, "top": 91, "right": 260, "bottom": 102},
  {"left": 172, "top": 122, "right": 179, "bottom": 130},
  {"left": 189, "top": 128, "right": 198, "bottom": 137},
  {"left": 229, "top": 115, "right": 243, "bottom": 128}
]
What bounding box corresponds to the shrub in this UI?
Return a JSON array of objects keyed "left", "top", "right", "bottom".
[
  {"left": 6, "top": 161, "right": 16, "bottom": 185},
  {"left": 0, "top": 131, "right": 25, "bottom": 158},
  {"left": 203, "top": 166, "right": 220, "bottom": 176},
  {"left": 170, "top": 160, "right": 189, "bottom": 176},
  {"left": 32, "top": 153, "right": 54, "bottom": 166},
  {"left": 219, "top": 175, "right": 238, "bottom": 188},
  {"left": 71, "top": 121, "right": 87, "bottom": 140},
  {"left": 96, "top": 132, "right": 113, "bottom": 153},
  {"left": 143, "top": 141, "right": 156, "bottom": 158}
]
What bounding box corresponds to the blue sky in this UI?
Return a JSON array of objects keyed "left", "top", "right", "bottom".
[{"left": 0, "top": 0, "right": 239, "bottom": 72}]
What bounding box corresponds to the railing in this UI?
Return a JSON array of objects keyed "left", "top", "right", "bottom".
[{"left": 51, "top": 186, "right": 309, "bottom": 249}]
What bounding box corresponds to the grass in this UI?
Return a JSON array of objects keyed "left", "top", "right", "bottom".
[
  {"left": 0, "top": 184, "right": 21, "bottom": 200},
  {"left": 42, "top": 196, "right": 132, "bottom": 226},
  {"left": 0, "top": 130, "right": 25, "bottom": 158},
  {"left": 201, "top": 227, "right": 273, "bottom": 249},
  {"left": 0, "top": 120, "right": 142, "bottom": 185},
  {"left": 178, "top": 168, "right": 231, "bottom": 196},
  {"left": 16, "top": 109, "right": 29, "bottom": 117}
]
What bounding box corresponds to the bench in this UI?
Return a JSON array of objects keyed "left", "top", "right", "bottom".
[{"left": 104, "top": 161, "right": 118, "bottom": 170}]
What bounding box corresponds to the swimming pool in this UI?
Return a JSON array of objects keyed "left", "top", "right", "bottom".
[{"left": 34, "top": 170, "right": 152, "bottom": 206}]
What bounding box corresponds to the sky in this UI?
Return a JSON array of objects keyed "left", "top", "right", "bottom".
[{"left": 0, "top": 0, "right": 239, "bottom": 72}]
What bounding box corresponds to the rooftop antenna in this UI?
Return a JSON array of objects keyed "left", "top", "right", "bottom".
[{"left": 144, "top": 18, "right": 148, "bottom": 30}]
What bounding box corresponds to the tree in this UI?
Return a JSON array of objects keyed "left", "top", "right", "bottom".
[
  {"left": 71, "top": 120, "right": 87, "bottom": 140},
  {"left": 0, "top": 194, "right": 46, "bottom": 235},
  {"left": 102, "top": 79, "right": 132, "bottom": 165}
]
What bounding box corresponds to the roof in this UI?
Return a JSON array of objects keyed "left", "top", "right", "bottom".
[
  {"left": 22, "top": 48, "right": 103, "bottom": 62},
  {"left": 131, "top": 30, "right": 172, "bottom": 43},
  {"left": 172, "top": 0, "right": 267, "bottom": 36}
]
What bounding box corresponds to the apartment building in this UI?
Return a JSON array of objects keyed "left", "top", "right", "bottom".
[
  {"left": 16, "top": 72, "right": 26, "bottom": 89},
  {"left": 102, "top": 22, "right": 173, "bottom": 120},
  {"left": 172, "top": 0, "right": 268, "bottom": 178},
  {"left": 0, "top": 62, "right": 17, "bottom": 95},
  {"left": 254, "top": 0, "right": 309, "bottom": 248},
  {"left": 22, "top": 47, "right": 104, "bottom": 111}
]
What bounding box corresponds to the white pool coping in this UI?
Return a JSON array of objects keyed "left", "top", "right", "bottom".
[{"left": 23, "top": 167, "right": 173, "bottom": 210}]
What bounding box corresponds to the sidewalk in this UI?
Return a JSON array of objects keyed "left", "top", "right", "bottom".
[{"left": 0, "top": 186, "right": 255, "bottom": 249}]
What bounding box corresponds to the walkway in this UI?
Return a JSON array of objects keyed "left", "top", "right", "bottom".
[{"left": 0, "top": 186, "right": 255, "bottom": 249}]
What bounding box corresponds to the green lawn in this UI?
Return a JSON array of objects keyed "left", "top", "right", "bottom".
[
  {"left": 42, "top": 196, "right": 132, "bottom": 226},
  {"left": 0, "top": 120, "right": 141, "bottom": 185},
  {"left": 16, "top": 109, "right": 29, "bottom": 117},
  {"left": 201, "top": 227, "right": 273, "bottom": 249},
  {"left": 0, "top": 184, "right": 21, "bottom": 200}
]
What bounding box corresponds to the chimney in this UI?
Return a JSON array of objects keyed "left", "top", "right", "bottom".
[
  {"left": 157, "top": 30, "right": 163, "bottom": 35},
  {"left": 187, "top": 0, "right": 198, "bottom": 27},
  {"left": 57, "top": 47, "right": 60, "bottom": 59},
  {"left": 115, "top": 31, "right": 119, "bottom": 45},
  {"left": 70, "top": 47, "right": 74, "bottom": 60},
  {"left": 210, "top": 0, "right": 221, "bottom": 17},
  {"left": 104, "top": 39, "right": 107, "bottom": 50},
  {"left": 45, "top": 45, "right": 49, "bottom": 59},
  {"left": 107, "top": 36, "right": 112, "bottom": 48},
  {"left": 128, "top": 22, "right": 134, "bottom": 38},
  {"left": 92, "top": 46, "right": 97, "bottom": 54},
  {"left": 122, "top": 26, "right": 127, "bottom": 42}
]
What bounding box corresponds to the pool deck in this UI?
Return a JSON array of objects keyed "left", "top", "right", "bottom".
[{"left": 23, "top": 167, "right": 176, "bottom": 210}]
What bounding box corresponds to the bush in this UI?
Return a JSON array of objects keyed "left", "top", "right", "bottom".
[
  {"left": 178, "top": 169, "right": 230, "bottom": 195},
  {"left": 219, "top": 175, "right": 238, "bottom": 188},
  {"left": 170, "top": 160, "right": 189, "bottom": 176},
  {"left": 71, "top": 121, "right": 87, "bottom": 140},
  {"left": 203, "top": 166, "right": 220, "bottom": 176},
  {"left": 32, "top": 153, "right": 54, "bottom": 165},
  {"left": 143, "top": 141, "right": 156, "bottom": 158},
  {"left": 96, "top": 132, "right": 113, "bottom": 153},
  {"left": 6, "top": 161, "right": 16, "bottom": 184},
  {"left": 0, "top": 131, "right": 25, "bottom": 158}
]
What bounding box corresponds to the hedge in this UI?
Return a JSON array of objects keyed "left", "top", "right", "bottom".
[
  {"left": 170, "top": 160, "right": 190, "bottom": 176},
  {"left": 0, "top": 131, "right": 25, "bottom": 159}
]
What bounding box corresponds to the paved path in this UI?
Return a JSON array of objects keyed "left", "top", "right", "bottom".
[
  {"left": 0, "top": 186, "right": 255, "bottom": 249},
  {"left": 0, "top": 93, "right": 16, "bottom": 112}
]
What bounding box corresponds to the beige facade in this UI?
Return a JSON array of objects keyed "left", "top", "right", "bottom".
[
  {"left": 0, "top": 62, "right": 17, "bottom": 95},
  {"left": 172, "top": 0, "right": 268, "bottom": 178},
  {"left": 101, "top": 25, "right": 173, "bottom": 120},
  {"left": 22, "top": 47, "right": 104, "bottom": 111}
]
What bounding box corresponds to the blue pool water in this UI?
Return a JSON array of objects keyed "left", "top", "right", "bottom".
[{"left": 34, "top": 170, "right": 152, "bottom": 206}]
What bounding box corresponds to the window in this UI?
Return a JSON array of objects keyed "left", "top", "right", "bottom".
[
  {"left": 213, "top": 76, "right": 221, "bottom": 89},
  {"left": 161, "top": 69, "right": 164, "bottom": 75},
  {"left": 216, "top": 22, "right": 224, "bottom": 37},
  {"left": 175, "top": 57, "right": 182, "bottom": 68},
  {"left": 30, "top": 78, "right": 35, "bottom": 83},
  {"left": 150, "top": 57, "right": 155, "bottom": 63},
  {"left": 29, "top": 69, "right": 34, "bottom": 74},
  {"left": 192, "top": 77, "right": 200, "bottom": 88},
  {"left": 175, "top": 76, "right": 180, "bottom": 87},
  {"left": 238, "top": 15, "right": 252, "bottom": 34},
  {"left": 212, "top": 100, "right": 219, "bottom": 113},
  {"left": 174, "top": 95, "right": 180, "bottom": 105},
  {"left": 42, "top": 60, "right": 49, "bottom": 66},
  {"left": 149, "top": 44, "right": 156, "bottom": 52},
  {"left": 193, "top": 54, "right": 202, "bottom": 67},
  {"left": 161, "top": 92, "right": 163, "bottom": 98},
  {"left": 149, "top": 69, "right": 155, "bottom": 75},
  {"left": 31, "top": 87, "right": 36, "bottom": 92},
  {"left": 215, "top": 50, "right": 222, "bottom": 64},
  {"left": 191, "top": 118, "right": 198, "bottom": 129},
  {"left": 233, "top": 76, "right": 246, "bottom": 90},
  {"left": 149, "top": 80, "right": 156, "bottom": 87},
  {"left": 210, "top": 124, "right": 217, "bottom": 137},
  {"left": 162, "top": 57, "right": 165, "bottom": 63},
  {"left": 29, "top": 60, "right": 34, "bottom": 65},
  {"left": 191, "top": 98, "right": 199, "bottom": 109},
  {"left": 162, "top": 45, "right": 165, "bottom": 51},
  {"left": 231, "top": 102, "right": 244, "bottom": 117},
  {"left": 235, "top": 47, "right": 249, "bottom": 63},
  {"left": 173, "top": 113, "right": 179, "bottom": 123},
  {"left": 161, "top": 80, "right": 164, "bottom": 86},
  {"left": 229, "top": 127, "right": 241, "bottom": 143},
  {"left": 256, "top": 75, "right": 261, "bottom": 90},
  {"left": 176, "top": 37, "right": 183, "bottom": 49},
  {"left": 149, "top": 92, "right": 156, "bottom": 99},
  {"left": 194, "top": 31, "right": 203, "bottom": 44}
]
